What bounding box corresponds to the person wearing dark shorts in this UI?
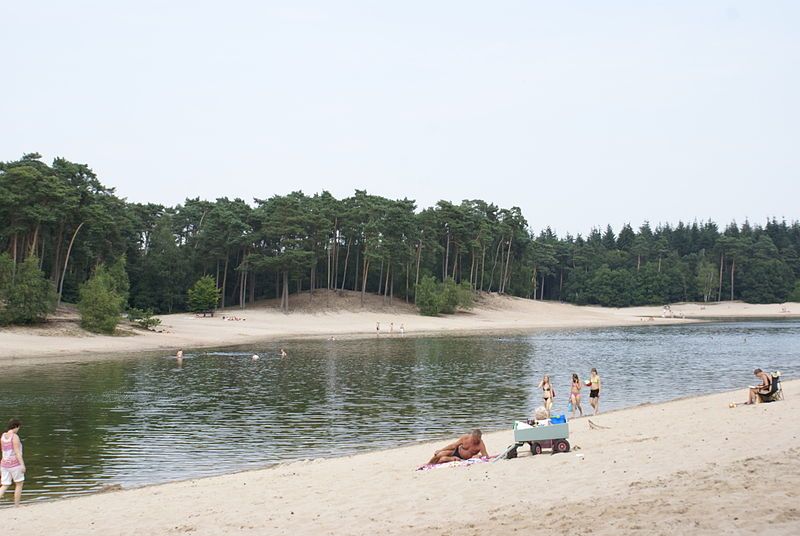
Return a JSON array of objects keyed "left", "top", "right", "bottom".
[
  {"left": 588, "top": 368, "right": 601, "bottom": 415},
  {"left": 427, "top": 429, "right": 488, "bottom": 465}
]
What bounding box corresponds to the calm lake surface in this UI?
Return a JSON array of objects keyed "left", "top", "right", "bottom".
[{"left": 1, "top": 320, "right": 798, "bottom": 503}]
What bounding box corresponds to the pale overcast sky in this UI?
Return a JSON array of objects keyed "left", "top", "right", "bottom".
[{"left": 2, "top": 1, "right": 798, "bottom": 236}]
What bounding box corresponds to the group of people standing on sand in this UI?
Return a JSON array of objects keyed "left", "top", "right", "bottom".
[
  {"left": 375, "top": 321, "right": 405, "bottom": 336},
  {"left": 538, "top": 368, "right": 601, "bottom": 418}
]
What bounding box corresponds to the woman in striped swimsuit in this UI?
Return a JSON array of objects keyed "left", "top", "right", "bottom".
[{"left": 0, "top": 418, "right": 26, "bottom": 506}]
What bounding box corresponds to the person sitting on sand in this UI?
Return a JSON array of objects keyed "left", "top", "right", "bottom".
[
  {"left": 427, "top": 429, "right": 488, "bottom": 465},
  {"left": 746, "top": 368, "right": 772, "bottom": 404}
]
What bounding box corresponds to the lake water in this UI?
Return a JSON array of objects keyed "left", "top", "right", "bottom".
[{"left": 1, "top": 320, "right": 798, "bottom": 503}]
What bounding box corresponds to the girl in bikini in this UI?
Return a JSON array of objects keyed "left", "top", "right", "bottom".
[
  {"left": 570, "top": 373, "right": 583, "bottom": 418},
  {"left": 538, "top": 375, "right": 554, "bottom": 416}
]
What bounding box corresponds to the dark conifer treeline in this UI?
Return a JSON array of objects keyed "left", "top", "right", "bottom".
[{"left": 2, "top": 154, "right": 799, "bottom": 316}]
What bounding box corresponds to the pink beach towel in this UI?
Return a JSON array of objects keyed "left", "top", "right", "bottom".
[{"left": 416, "top": 456, "right": 495, "bottom": 471}]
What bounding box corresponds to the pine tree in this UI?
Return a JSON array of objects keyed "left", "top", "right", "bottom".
[
  {"left": 187, "top": 275, "right": 221, "bottom": 313},
  {"left": 0, "top": 256, "right": 56, "bottom": 324}
]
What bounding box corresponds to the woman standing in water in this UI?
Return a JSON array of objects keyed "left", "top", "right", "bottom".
[
  {"left": 570, "top": 373, "right": 583, "bottom": 418},
  {"left": 0, "top": 419, "right": 26, "bottom": 507},
  {"left": 538, "top": 375, "right": 554, "bottom": 416}
]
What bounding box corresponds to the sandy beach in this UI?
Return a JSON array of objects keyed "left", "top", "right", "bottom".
[
  {"left": 1, "top": 291, "right": 798, "bottom": 364},
  {"left": 3, "top": 380, "right": 797, "bottom": 535}
]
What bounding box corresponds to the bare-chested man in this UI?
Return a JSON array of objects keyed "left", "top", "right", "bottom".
[
  {"left": 427, "top": 429, "right": 488, "bottom": 465},
  {"left": 746, "top": 368, "right": 772, "bottom": 404}
]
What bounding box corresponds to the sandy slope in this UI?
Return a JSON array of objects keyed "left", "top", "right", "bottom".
[
  {"left": 1, "top": 291, "right": 797, "bottom": 364},
  {"left": 4, "top": 381, "right": 798, "bottom": 535}
]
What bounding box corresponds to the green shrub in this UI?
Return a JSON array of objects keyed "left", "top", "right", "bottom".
[
  {"left": 78, "top": 266, "right": 125, "bottom": 334},
  {"left": 106, "top": 255, "right": 130, "bottom": 306},
  {"left": 0, "top": 255, "right": 56, "bottom": 325},
  {"left": 415, "top": 276, "right": 474, "bottom": 316},
  {"left": 127, "top": 307, "right": 162, "bottom": 331},
  {"left": 415, "top": 275, "right": 442, "bottom": 316},
  {"left": 187, "top": 275, "right": 220, "bottom": 312},
  {"left": 439, "top": 278, "right": 461, "bottom": 314},
  {"left": 457, "top": 281, "right": 474, "bottom": 310}
]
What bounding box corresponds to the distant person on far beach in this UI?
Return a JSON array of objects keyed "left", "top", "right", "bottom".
[
  {"left": 376, "top": 322, "right": 380, "bottom": 336},
  {"left": 588, "top": 368, "right": 601, "bottom": 415},
  {"left": 400, "top": 324, "right": 405, "bottom": 336},
  {"left": 427, "top": 429, "right": 488, "bottom": 465},
  {"left": 0, "top": 419, "right": 25, "bottom": 507}
]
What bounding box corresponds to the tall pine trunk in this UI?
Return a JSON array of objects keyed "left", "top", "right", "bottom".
[
  {"left": 339, "top": 239, "right": 351, "bottom": 293},
  {"left": 249, "top": 268, "right": 255, "bottom": 304},
  {"left": 501, "top": 238, "right": 512, "bottom": 294},
  {"left": 383, "top": 263, "right": 390, "bottom": 304},
  {"left": 480, "top": 244, "right": 487, "bottom": 291},
  {"left": 221, "top": 254, "right": 230, "bottom": 309},
  {"left": 488, "top": 239, "right": 502, "bottom": 292},
  {"left": 377, "top": 259, "right": 384, "bottom": 295},
  {"left": 443, "top": 231, "right": 450, "bottom": 280},
  {"left": 57, "top": 222, "right": 85, "bottom": 305},
  {"left": 360, "top": 258, "right": 370, "bottom": 307},
  {"left": 717, "top": 252, "right": 724, "bottom": 302}
]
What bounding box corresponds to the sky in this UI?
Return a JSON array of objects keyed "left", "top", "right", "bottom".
[{"left": 2, "top": 1, "right": 798, "bottom": 237}]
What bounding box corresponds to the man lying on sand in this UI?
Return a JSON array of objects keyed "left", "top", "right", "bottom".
[{"left": 427, "top": 429, "right": 488, "bottom": 465}]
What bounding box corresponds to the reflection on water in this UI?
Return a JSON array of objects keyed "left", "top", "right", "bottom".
[{"left": 1, "top": 320, "right": 798, "bottom": 503}]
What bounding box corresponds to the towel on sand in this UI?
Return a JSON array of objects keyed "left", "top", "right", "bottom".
[{"left": 416, "top": 456, "right": 495, "bottom": 471}]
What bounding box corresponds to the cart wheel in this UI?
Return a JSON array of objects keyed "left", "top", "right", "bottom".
[
  {"left": 530, "top": 442, "right": 542, "bottom": 456},
  {"left": 507, "top": 447, "right": 518, "bottom": 459},
  {"left": 554, "top": 440, "right": 570, "bottom": 453}
]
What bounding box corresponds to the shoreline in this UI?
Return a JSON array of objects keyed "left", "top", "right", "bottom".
[
  {"left": 5, "top": 380, "right": 799, "bottom": 535},
  {"left": 2, "top": 292, "right": 798, "bottom": 366}
]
